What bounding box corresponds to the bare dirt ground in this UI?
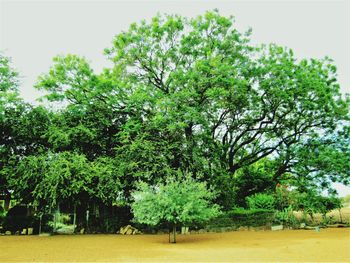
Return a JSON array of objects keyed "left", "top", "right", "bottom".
[{"left": 1, "top": 228, "right": 349, "bottom": 262}]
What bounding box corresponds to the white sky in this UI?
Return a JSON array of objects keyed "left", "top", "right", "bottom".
[{"left": 1, "top": 0, "right": 350, "bottom": 196}]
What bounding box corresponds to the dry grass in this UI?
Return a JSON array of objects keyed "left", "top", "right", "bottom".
[{"left": 294, "top": 207, "right": 350, "bottom": 224}]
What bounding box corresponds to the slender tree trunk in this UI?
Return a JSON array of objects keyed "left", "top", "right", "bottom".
[
  {"left": 86, "top": 209, "right": 90, "bottom": 233},
  {"left": 53, "top": 204, "right": 60, "bottom": 233},
  {"left": 53, "top": 209, "right": 57, "bottom": 233},
  {"left": 73, "top": 204, "right": 77, "bottom": 233},
  {"left": 4, "top": 191, "right": 11, "bottom": 211},
  {"left": 309, "top": 212, "right": 314, "bottom": 222},
  {"left": 169, "top": 224, "right": 176, "bottom": 243},
  {"left": 339, "top": 208, "right": 343, "bottom": 223},
  {"left": 39, "top": 213, "right": 42, "bottom": 235}
]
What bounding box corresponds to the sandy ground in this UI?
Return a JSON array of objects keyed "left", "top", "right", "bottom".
[{"left": 1, "top": 228, "right": 349, "bottom": 262}]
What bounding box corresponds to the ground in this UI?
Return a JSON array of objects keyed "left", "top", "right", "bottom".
[{"left": 1, "top": 228, "right": 349, "bottom": 262}]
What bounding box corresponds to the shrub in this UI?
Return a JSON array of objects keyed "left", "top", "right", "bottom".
[
  {"left": 39, "top": 214, "right": 54, "bottom": 233},
  {"left": 3, "top": 205, "right": 37, "bottom": 233},
  {"left": 206, "top": 208, "right": 275, "bottom": 229},
  {"left": 0, "top": 206, "right": 6, "bottom": 228},
  {"left": 293, "top": 191, "right": 342, "bottom": 221},
  {"left": 246, "top": 193, "right": 275, "bottom": 210},
  {"left": 274, "top": 206, "right": 299, "bottom": 228},
  {"left": 227, "top": 208, "right": 276, "bottom": 226},
  {"left": 275, "top": 184, "right": 291, "bottom": 210}
]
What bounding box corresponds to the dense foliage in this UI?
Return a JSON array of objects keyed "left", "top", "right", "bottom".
[
  {"left": 131, "top": 175, "right": 220, "bottom": 242},
  {"left": 0, "top": 11, "right": 349, "bottom": 234},
  {"left": 246, "top": 193, "right": 275, "bottom": 210},
  {"left": 206, "top": 208, "right": 275, "bottom": 230}
]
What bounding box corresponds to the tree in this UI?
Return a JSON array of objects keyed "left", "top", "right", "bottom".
[
  {"left": 10, "top": 152, "right": 124, "bottom": 209},
  {"left": 31, "top": 10, "right": 350, "bottom": 210},
  {"left": 1, "top": 104, "right": 52, "bottom": 210},
  {"left": 1, "top": 54, "right": 55, "bottom": 212},
  {"left": 35, "top": 55, "right": 127, "bottom": 159},
  {"left": 0, "top": 53, "right": 25, "bottom": 210},
  {"left": 131, "top": 175, "right": 220, "bottom": 243},
  {"left": 104, "top": 11, "right": 349, "bottom": 208},
  {"left": 0, "top": 53, "right": 19, "bottom": 107},
  {"left": 11, "top": 152, "right": 90, "bottom": 209}
]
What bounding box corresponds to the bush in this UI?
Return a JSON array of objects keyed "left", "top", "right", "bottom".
[
  {"left": 0, "top": 206, "right": 6, "bottom": 228},
  {"left": 227, "top": 208, "right": 276, "bottom": 226},
  {"left": 275, "top": 184, "right": 291, "bottom": 210},
  {"left": 246, "top": 193, "right": 275, "bottom": 210},
  {"left": 293, "top": 192, "right": 342, "bottom": 221},
  {"left": 274, "top": 206, "right": 299, "bottom": 228},
  {"left": 39, "top": 214, "right": 53, "bottom": 233},
  {"left": 3, "top": 205, "right": 37, "bottom": 233},
  {"left": 206, "top": 208, "right": 275, "bottom": 229}
]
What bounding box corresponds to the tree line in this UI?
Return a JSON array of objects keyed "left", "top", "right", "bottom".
[{"left": 1, "top": 11, "right": 349, "bottom": 226}]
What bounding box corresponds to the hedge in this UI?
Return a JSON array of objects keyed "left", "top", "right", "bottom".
[{"left": 205, "top": 208, "right": 275, "bottom": 229}]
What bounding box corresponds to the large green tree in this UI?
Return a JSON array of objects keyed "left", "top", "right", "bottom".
[
  {"left": 32, "top": 11, "right": 350, "bottom": 210},
  {"left": 11, "top": 152, "right": 123, "bottom": 210},
  {"left": 0, "top": 54, "right": 30, "bottom": 210},
  {"left": 104, "top": 11, "right": 349, "bottom": 207}
]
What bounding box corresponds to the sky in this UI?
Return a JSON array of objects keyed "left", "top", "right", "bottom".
[{"left": 1, "top": 0, "right": 350, "bottom": 196}]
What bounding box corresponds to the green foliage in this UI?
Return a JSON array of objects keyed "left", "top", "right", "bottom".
[
  {"left": 274, "top": 184, "right": 291, "bottom": 210},
  {"left": 47, "top": 213, "right": 71, "bottom": 230},
  {"left": 274, "top": 206, "right": 298, "bottom": 227},
  {"left": 1, "top": 10, "right": 349, "bottom": 231},
  {"left": 3, "top": 206, "right": 37, "bottom": 233},
  {"left": 104, "top": 10, "right": 349, "bottom": 200},
  {"left": 35, "top": 54, "right": 97, "bottom": 103},
  {"left": 0, "top": 53, "right": 19, "bottom": 106},
  {"left": 233, "top": 159, "right": 275, "bottom": 207},
  {"left": 10, "top": 152, "right": 123, "bottom": 208},
  {"left": 293, "top": 191, "right": 342, "bottom": 218},
  {"left": 285, "top": 131, "right": 350, "bottom": 192},
  {"left": 0, "top": 53, "right": 28, "bottom": 197},
  {"left": 0, "top": 206, "right": 6, "bottom": 227},
  {"left": 226, "top": 208, "right": 276, "bottom": 226},
  {"left": 246, "top": 193, "right": 275, "bottom": 210},
  {"left": 131, "top": 175, "right": 220, "bottom": 227},
  {"left": 207, "top": 208, "right": 275, "bottom": 229}
]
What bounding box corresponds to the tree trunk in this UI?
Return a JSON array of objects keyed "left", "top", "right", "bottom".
[
  {"left": 4, "top": 191, "right": 11, "bottom": 211},
  {"left": 39, "top": 213, "right": 42, "bottom": 235},
  {"left": 53, "top": 204, "right": 60, "bottom": 233},
  {"left": 73, "top": 204, "right": 77, "bottom": 233},
  {"left": 169, "top": 224, "right": 176, "bottom": 243},
  {"left": 86, "top": 209, "right": 90, "bottom": 233},
  {"left": 339, "top": 208, "right": 343, "bottom": 223}
]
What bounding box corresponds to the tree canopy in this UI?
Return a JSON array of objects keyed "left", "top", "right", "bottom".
[{"left": 1, "top": 11, "right": 349, "bottom": 217}]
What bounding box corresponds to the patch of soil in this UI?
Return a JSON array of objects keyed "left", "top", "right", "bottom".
[{"left": 1, "top": 228, "right": 349, "bottom": 262}]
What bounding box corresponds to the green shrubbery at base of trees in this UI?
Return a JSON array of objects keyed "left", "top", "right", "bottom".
[{"left": 207, "top": 208, "right": 276, "bottom": 229}]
